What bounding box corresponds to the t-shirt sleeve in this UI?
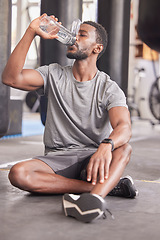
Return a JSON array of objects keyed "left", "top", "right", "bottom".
[
  {"left": 105, "top": 81, "right": 128, "bottom": 111},
  {"left": 35, "top": 65, "right": 49, "bottom": 96},
  {"left": 35, "top": 63, "right": 63, "bottom": 96}
]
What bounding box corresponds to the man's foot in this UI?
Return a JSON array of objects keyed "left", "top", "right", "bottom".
[
  {"left": 80, "top": 170, "right": 138, "bottom": 199},
  {"left": 62, "top": 193, "right": 108, "bottom": 223},
  {"left": 108, "top": 175, "right": 138, "bottom": 198}
]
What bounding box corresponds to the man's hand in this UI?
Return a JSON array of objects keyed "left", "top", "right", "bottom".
[
  {"left": 28, "top": 14, "right": 60, "bottom": 40},
  {"left": 87, "top": 143, "right": 112, "bottom": 185}
]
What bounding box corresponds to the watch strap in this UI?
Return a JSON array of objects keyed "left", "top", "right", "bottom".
[{"left": 101, "top": 138, "right": 114, "bottom": 151}]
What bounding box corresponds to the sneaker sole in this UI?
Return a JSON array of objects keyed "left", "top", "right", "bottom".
[{"left": 62, "top": 193, "right": 105, "bottom": 223}]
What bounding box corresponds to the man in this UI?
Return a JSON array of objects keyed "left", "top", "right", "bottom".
[{"left": 2, "top": 14, "right": 138, "bottom": 223}]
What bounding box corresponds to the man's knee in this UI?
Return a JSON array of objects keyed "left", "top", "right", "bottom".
[
  {"left": 122, "top": 143, "right": 132, "bottom": 155},
  {"left": 8, "top": 162, "right": 31, "bottom": 190},
  {"left": 113, "top": 143, "right": 132, "bottom": 166}
]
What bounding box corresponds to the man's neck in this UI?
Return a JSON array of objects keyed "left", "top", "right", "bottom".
[{"left": 72, "top": 59, "right": 98, "bottom": 82}]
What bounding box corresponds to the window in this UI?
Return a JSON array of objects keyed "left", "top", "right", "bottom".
[{"left": 11, "top": 0, "right": 40, "bottom": 68}]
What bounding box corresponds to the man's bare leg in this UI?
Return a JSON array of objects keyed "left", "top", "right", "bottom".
[
  {"left": 9, "top": 143, "right": 131, "bottom": 196},
  {"left": 8, "top": 159, "right": 93, "bottom": 194},
  {"left": 91, "top": 143, "right": 132, "bottom": 198},
  {"left": 62, "top": 143, "right": 133, "bottom": 223}
]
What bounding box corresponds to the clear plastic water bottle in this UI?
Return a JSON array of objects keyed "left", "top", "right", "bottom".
[
  {"left": 70, "top": 19, "right": 82, "bottom": 37},
  {"left": 40, "top": 16, "right": 81, "bottom": 46}
]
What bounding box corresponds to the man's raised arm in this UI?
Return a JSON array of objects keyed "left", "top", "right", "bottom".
[{"left": 2, "top": 14, "right": 58, "bottom": 91}]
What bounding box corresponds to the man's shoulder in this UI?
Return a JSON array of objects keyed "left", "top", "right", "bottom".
[
  {"left": 48, "top": 63, "right": 72, "bottom": 72},
  {"left": 97, "top": 70, "right": 115, "bottom": 85},
  {"left": 97, "top": 70, "right": 124, "bottom": 93}
]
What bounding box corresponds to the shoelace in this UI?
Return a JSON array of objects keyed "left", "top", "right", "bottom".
[
  {"left": 110, "top": 186, "right": 123, "bottom": 195},
  {"left": 103, "top": 208, "right": 115, "bottom": 220}
]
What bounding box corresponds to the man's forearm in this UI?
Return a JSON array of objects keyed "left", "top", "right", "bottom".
[
  {"left": 2, "top": 27, "right": 35, "bottom": 86},
  {"left": 108, "top": 122, "right": 132, "bottom": 150}
]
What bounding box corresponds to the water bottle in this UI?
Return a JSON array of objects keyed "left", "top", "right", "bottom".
[
  {"left": 40, "top": 16, "right": 81, "bottom": 46},
  {"left": 70, "top": 19, "right": 82, "bottom": 37}
]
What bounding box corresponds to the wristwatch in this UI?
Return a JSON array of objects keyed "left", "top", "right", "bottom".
[{"left": 101, "top": 138, "right": 114, "bottom": 151}]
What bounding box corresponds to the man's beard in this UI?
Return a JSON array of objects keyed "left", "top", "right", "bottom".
[{"left": 66, "top": 50, "right": 89, "bottom": 60}]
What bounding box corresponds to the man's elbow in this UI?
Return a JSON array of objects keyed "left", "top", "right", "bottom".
[
  {"left": 2, "top": 72, "right": 16, "bottom": 87},
  {"left": 2, "top": 71, "right": 10, "bottom": 86}
]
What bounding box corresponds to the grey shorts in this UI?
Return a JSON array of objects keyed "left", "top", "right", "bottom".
[{"left": 35, "top": 149, "right": 96, "bottom": 179}]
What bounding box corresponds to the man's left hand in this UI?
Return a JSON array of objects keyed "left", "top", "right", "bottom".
[{"left": 87, "top": 144, "right": 112, "bottom": 185}]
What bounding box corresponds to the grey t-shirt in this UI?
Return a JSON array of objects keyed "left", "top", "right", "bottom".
[{"left": 36, "top": 63, "right": 127, "bottom": 153}]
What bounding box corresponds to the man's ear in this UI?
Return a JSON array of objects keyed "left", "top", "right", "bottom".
[{"left": 93, "top": 44, "right": 103, "bottom": 55}]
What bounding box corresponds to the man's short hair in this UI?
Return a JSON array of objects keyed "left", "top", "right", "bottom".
[{"left": 83, "top": 21, "right": 108, "bottom": 59}]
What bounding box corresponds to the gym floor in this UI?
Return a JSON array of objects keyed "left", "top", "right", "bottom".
[{"left": 0, "top": 114, "right": 160, "bottom": 240}]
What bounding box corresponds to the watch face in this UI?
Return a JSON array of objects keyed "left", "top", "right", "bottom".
[
  {"left": 102, "top": 139, "right": 112, "bottom": 143},
  {"left": 101, "top": 139, "right": 114, "bottom": 151},
  {"left": 103, "top": 139, "right": 109, "bottom": 143}
]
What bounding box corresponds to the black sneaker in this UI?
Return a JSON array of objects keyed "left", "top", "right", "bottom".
[
  {"left": 108, "top": 175, "right": 138, "bottom": 198},
  {"left": 62, "top": 193, "right": 111, "bottom": 223}
]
